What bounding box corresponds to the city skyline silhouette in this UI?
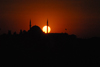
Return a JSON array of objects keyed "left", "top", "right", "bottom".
[
  {"left": 0, "top": 0, "right": 100, "bottom": 66},
  {"left": 0, "top": 19, "right": 100, "bottom": 38},
  {"left": 0, "top": 0, "right": 100, "bottom": 38},
  {"left": 0, "top": 20, "right": 99, "bottom": 66}
]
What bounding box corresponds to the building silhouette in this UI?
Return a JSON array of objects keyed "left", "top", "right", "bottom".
[
  {"left": 28, "top": 20, "right": 43, "bottom": 35},
  {"left": 0, "top": 19, "right": 100, "bottom": 67},
  {"left": 30, "top": 20, "right": 31, "bottom": 30},
  {"left": 47, "top": 19, "right": 48, "bottom": 34}
]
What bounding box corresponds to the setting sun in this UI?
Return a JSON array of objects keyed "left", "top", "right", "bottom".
[{"left": 42, "top": 26, "right": 51, "bottom": 33}]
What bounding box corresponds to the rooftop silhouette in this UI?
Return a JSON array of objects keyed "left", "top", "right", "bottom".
[{"left": 0, "top": 20, "right": 100, "bottom": 66}]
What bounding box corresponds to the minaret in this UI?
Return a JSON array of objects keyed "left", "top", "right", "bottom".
[
  {"left": 30, "top": 20, "right": 31, "bottom": 30},
  {"left": 47, "top": 20, "right": 48, "bottom": 34}
]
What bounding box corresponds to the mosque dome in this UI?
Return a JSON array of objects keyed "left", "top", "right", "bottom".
[
  {"left": 29, "top": 25, "right": 43, "bottom": 34},
  {"left": 31, "top": 25, "right": 41, "bottom": 30}
]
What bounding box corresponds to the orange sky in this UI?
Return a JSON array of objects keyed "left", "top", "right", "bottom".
[{"left": 0, "top": 0, "right": 100, "bottom": 38}]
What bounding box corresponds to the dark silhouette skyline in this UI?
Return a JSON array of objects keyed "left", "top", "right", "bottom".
[
  {"left": 0, "top": 0, "right": 100, "bottom": 38},
  {"left": 0, "top": 19, "right": 100, "bottom": 66},
  {"left": 0, "top": 0, "right": 100, "bottom": 66}
]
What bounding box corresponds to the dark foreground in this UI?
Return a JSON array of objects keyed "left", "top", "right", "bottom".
[{"left": 0, "top": 33, "right": 100, "bottom": 66}]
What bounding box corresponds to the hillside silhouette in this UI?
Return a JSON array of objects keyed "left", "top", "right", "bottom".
[{"left": 0, "top": 24, "right": 100, "bottom": 66}]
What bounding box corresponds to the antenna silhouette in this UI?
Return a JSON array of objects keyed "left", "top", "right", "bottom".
[
  {"left": 65, "top": 29, "right": 67, "bottom": 30},
  {"left": 47, "top": 20, "right": 48, "bottom": 34},
  {"left": 65, "top": 28, "right": 67, "bottom": 33},
  {"left": 30, "top": 20, "right": 31, "bottom": 30}
]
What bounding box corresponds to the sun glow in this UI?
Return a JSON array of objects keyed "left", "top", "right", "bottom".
[{"left": 42, "top": 26, "right": 51, "bottom": 33}]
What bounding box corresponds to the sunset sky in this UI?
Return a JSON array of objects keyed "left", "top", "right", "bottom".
[{"left": 0, "top": 0, "right": 100, "bottom": 38}]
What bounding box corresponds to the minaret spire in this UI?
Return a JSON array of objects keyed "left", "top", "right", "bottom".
[
  {"left": 47, "top": 19, "right": 48, "bottom": 34},
  {"left": 30, "top": 20, "right": 31, "bottom": 30}
]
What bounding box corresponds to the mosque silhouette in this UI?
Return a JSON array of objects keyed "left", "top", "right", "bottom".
[
  {"left": 28, "top": 20, "right": 44, "bottom": 35},
  {"left": 0, "top": 20, "right": 100, "bottom": 67},
  {"left": 27, "top": 19, "right": 51, "bottom": 35},
  {"left": 18, "top": 20, "right": 76, "bottom": 40}
]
